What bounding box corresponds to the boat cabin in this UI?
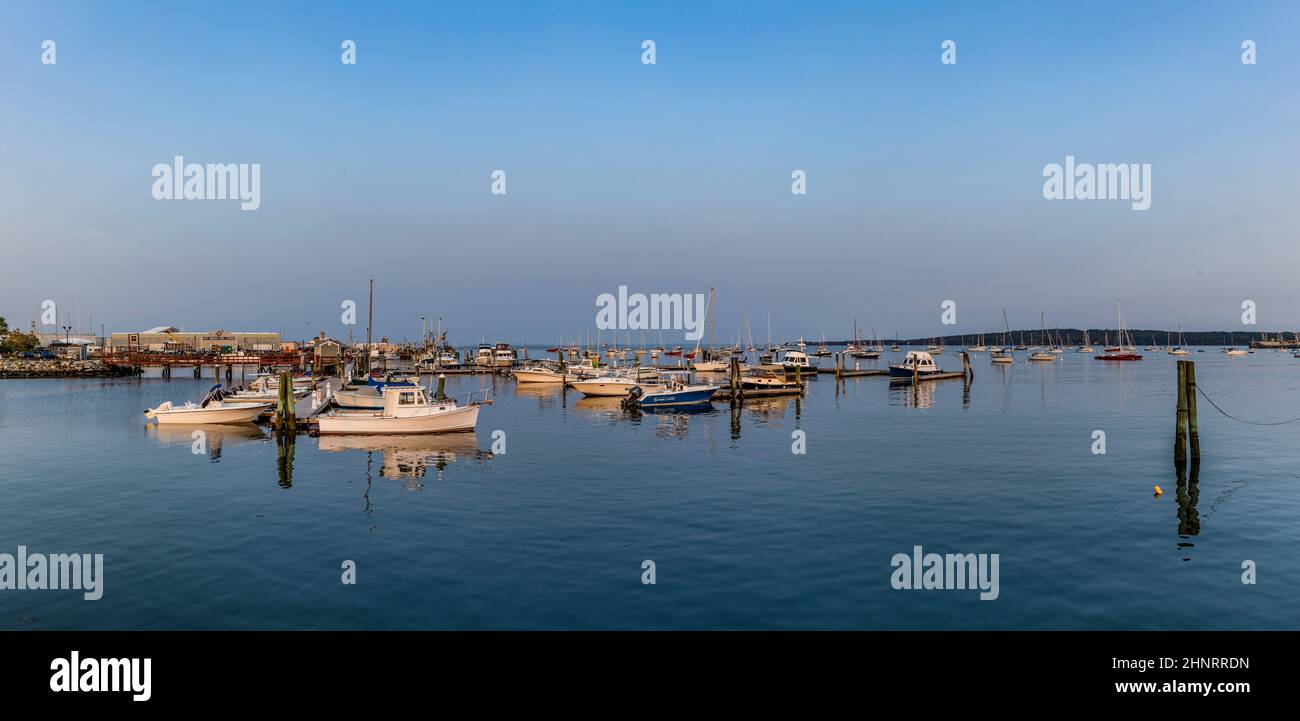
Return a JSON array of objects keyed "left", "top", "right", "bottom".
[
  {"left": 781, "top": 351, "right": 813, "bottom": 368},
  {"left": 897, "top": 351, "right": 939, "bottom": 372}
]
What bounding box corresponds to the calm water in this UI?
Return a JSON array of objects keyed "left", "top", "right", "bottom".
[{"left": 2, "top": 349, "right": 1298, "bottom": 630}]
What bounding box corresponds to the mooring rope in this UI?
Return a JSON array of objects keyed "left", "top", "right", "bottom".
[{"left": 1192, "top": 382, "right": 1300, "bottom": 426}]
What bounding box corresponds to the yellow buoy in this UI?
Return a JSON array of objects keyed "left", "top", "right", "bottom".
[{"left": 1153, "top": 485, "right": 1163, "bottom": 496}]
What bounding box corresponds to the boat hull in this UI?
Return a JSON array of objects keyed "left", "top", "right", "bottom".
[
  {"left": 638, "top": 386, "right": 717, "bottom": 407},
  {"left": 317, "top": 404, "right": 480, "bottom": 435},
  {"left": 151, "top": 402, "right": 271, "bottom": 425},
  {"left": 513, "top": 369, "right": 578, "bottom": 383},
  {"left": 888, "top": 367, "right": 947, "bottom": 378},
  {"left": 570, "top": 380, "right": 665, "bottom": 397}
]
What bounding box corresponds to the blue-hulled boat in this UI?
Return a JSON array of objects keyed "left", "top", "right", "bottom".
[
  {"left": 888, "top": 351, "right": 945, "bottom": 380},
  {"left": 633, "top": 382, "right": 718, "bottom": 408}
]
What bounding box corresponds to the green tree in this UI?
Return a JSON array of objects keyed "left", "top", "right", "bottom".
[{"left": 2, "top": 330, "right": 38, "bottom": 355}]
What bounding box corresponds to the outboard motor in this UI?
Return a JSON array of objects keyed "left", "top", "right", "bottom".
[{"left": 620, "top": 385, "right": 644, "bottom": 411}]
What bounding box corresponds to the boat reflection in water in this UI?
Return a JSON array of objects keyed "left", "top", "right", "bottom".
[
  {"left": 888, "top": 380, "right": 937, "bottom": 409},
  {"left": 738, "top": 396, "right": 797, "bottom": 427},
  {"left": 147, "top": 423, "right": 267, "bottom": 462},
  {"left": 572, "top": 396, "right": 631, "bottom": 423},
  {"left": 317, "top": 432, "right": 491, "bottom": 487}
]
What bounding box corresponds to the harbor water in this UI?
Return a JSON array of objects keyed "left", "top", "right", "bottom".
[{"left": 1, "top": 350, "right": 1297, "bottom": 629}]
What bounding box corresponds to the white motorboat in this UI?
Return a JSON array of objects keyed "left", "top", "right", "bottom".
[
  {"left": 317, "top": 386, "right": 482, "bottom": 435},
  {"left": 513, "top": 365, "right": 583, "bottom": 383},
  {"left": 780, "top": 350, "right": 815, "bottom": 371},
  {"left": 493, "top": 344, "right": 516, "bottom": 367},
  {"left": 145, "top": 386, "right": 271, "bottom": 425},
  {"left": 570, "top": 376, "right": 667, "bottom": 398},
  {"left": 889, "top": 351, "right": 945, "bottom": 379},
  {"left": 436, "top": 349, "right": 461, "bottom": 367},
  {"left": 692, "top": 359, "right": 729, "bottom": 372},
  {"left": 741, "top": 369, "right": 802, "bottom": 390}
]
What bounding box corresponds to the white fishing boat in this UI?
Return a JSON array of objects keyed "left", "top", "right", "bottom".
[
  {"left": 145, "top": 385, "right": 271, "bottom": 425},
  {"left": 334, "top": 378, "right": 420, "bottom": 409},
  {"left": 317, "top": 386, "right": 482, "bottom": 435}
]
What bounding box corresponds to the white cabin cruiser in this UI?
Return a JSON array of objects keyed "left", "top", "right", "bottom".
[
  {"left": 780, "top": 350, "right": 815, "bottom": 371},
  {"left": 317, "top": 386, "right": 482, "bottom": 435}
]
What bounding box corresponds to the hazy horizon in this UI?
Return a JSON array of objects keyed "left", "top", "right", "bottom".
[{"left": 3, "top": 1, "right": 1297, "bottom": 344}]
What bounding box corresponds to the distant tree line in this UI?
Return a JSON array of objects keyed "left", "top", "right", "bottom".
[{"left": 875, "top": 329, "right": 1290, "bottom": 347}]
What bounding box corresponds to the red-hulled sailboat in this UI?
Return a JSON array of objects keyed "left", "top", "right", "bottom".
[{"left": 1095, "top": 302, "right": 1143, "bottom": 361}]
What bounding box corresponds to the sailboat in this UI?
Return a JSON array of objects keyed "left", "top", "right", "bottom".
[
  {"left": 852, "top": 322, "right": 883, "bottom": 358},
  {"left": 845, "top": 320, "right": 861, "bottom": 356},
  {"left": 966, "top": 333, "right": 986, "bottom": 353},
  {"left": 848, "top": 320, "right": 882, "bottom": 359},
  {"left": 1029, "top": 313, "right": 1054, "bottom": 361},
  {"left": 812, "top": 334, "right": 832, "bottom": 358},
  {"left": 991, "top": 310, "right": 1014, "bottom": 363},
  {"left": 1168, "top": 327, "right": 1189, "bottom": 355},
  {"left": 1078, "top": 330, "right": 1094, "bottom": 353},
  {"left": 691, "top": 288, "right": 743, "bottom": 372},
  {"left": 1095, "top": 302, "right": 1143, "bottom": 360}
]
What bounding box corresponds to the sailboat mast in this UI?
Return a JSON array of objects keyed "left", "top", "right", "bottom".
[{"left": 365, "top": 276, "right": 374, "bottom": 374}]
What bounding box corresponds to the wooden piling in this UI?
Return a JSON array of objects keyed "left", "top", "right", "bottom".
[
  {"left": 278, "top": 371, "right": 297, "bottom": 434},
  {"left": 1174, "top": 360, "right": 1189, "bottom": 464},
  {"left": 1185, "top": 360, "right": 1200, "bottom": 460}
]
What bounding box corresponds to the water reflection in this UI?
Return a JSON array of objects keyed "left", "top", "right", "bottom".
[
  {"left": 1174, "top": 460, "right": 1199, "bottom": 560},
  {"left": 889, "top": 380, "right": 936, "bottom": 409},
  {"left": 148, "top": 424, "right": 266, "bottom": 462},
  {"left": 572, "top": 396, "right": 632, "bottom": 423},
  {"left": 317, "top": 433, "right": 491, "bottom": 488},
  {"left": 276, "top": 432, "right": 295, "bottom": 489},
  {"left": 512, "top": 382, "right": 564, "bottom": 410}
]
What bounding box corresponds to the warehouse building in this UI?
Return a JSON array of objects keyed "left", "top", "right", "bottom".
[{"left": 109, "top": 327, "right": 282, "bottom": 352}]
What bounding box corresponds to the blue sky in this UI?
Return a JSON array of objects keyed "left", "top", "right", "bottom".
[{"left": 2, "top": 1, "right": 1297, "bottom": 344}]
